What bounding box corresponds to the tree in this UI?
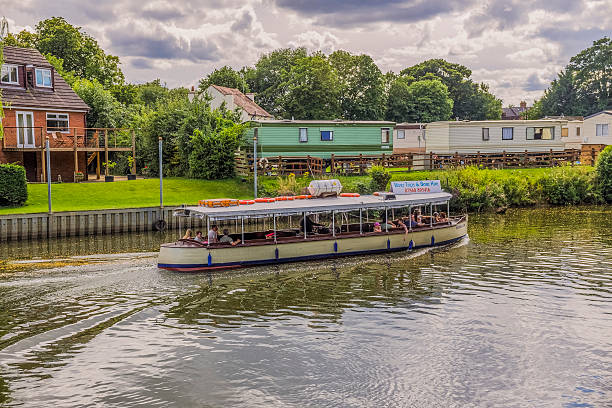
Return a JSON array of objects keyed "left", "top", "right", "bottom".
[
  {"left": 1, "top": 31, "right": 37, "bottom": 48},
  {"left": 189, "top": 122, "right": 247, "bottom": 179},
  {"left": 540, "top": 69, "right": 586, "bottom": 116},
  {"left": 400, "top": 59, "right": 499, "bottom": 120},
  {"left": 279, "top": 55, "right": 341, "bottom": 120},
  {"left": 0, "top": 43, "right": 3, "bottom": 139},
  {"left": 386, "top": 78, "right": 453, "bottom": 123},
  {"left": 198, "top": 66, "right": 249, "bottom": 93},
  {"left": 329, "top": 50, "right": 385, "bottom": 120},
  {"left": 596, "top": 145, "right": 612, "bottom": 203},
  {"left": 72, "top": 78, "right": 124, "bottom": 128}
]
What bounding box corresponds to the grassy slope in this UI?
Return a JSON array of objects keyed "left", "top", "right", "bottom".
[{"left": 0, "top": 178, "right": 253, "bottom": 214}]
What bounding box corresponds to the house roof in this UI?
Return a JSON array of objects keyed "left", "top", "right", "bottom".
[
  {"left": 396, "top": 122, "right": 424, "bottom": 129},
  {"left": 210, "top": 85, "right": 272, "bottom": 118},
  {"left": 584, "top": 110, "right": 612, "bottom": 120},
  {"left": 0, "top": 46, "right": 90, "bottom": 112},
  {"left": 251, "top": 119, "right": 395, "bottom": 126},
  {"left": 544, "top": 115, "right": 584, "bottom": 121},
  {"left": 502, "top": 106, "right": 529, "bottom": 118}
]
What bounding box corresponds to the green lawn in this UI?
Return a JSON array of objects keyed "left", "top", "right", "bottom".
[{"left": 0, "top": 178, "right": 254, "bottom": 214}]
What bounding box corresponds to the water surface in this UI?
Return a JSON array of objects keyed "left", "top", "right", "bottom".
[{"left": 0, "top": 207, "right": 611, "bottom": 407}]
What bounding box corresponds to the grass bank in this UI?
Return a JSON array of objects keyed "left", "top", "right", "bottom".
[{"left": 0, "top": 178, "right": 253, "bottom": 214}]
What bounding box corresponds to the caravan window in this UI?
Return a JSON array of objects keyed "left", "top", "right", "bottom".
[
  {"left": 299, "top": 128, "right": 308, "bottom": 142},
  {"left": 482, "top": 128, "right": 489, "bottom": 141},
  {"left": 502, "top": 127, "right": 514, "bottom": 140},
  {"left": 381, "top": 128, "right": 390, "bottom": 143},
  {"left": 596, "top": 124, "right": 609, "bottom": 137},
  {"left": 526, "top": 127, "right": 554, "bottom": 140},
  {"left": 320, "top": 130, "right": 333, "bottom": 141},
  {"left": 397, "top": 129, "right": 405, "bottom": 139}
]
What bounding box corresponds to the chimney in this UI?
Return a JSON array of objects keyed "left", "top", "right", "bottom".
[
  {"left": 520, "top": 101, "right": 527, "bottom": 109},
  {"left": 246, "top": 93, "right": 255, "bottom": 102}
]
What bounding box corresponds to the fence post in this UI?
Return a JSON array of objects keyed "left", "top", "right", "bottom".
[
  {"left": 278, "top": 155, "right": 283, "bottom": 175},
  {"left": 429, "top": 152, "right": 433, "bottom": 170},
  {"left": 331, "top": 154, "right": 335, "bottom": 174},
  {"left": 550, "top": 149, "right": 553, "bottom": 167},
  {"left": 359, "top": 153, "right": 363, "bottom": 175}
]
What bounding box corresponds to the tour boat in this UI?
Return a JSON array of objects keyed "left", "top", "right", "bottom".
[{"left": 158, "top": 186, "right": 468, "bottom": 272}]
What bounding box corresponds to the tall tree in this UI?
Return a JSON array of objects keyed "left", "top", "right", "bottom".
[
  {"left": 386, "top": 77, "right": 453, "bottom": 123},
  {"left": 540, "top": 69, "right": 586, "bottom": 116},
  {"left": 329, "top": 50, "right": 385, "bottom": 120},
  {"left": 279, "top": 55, "right": 341, "bottom": 120},
  {"left": 198, "top": 66, "right": 249, "bottom": 93}
]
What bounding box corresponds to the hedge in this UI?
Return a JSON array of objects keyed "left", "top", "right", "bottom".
[{"left": 0, "top": 164, "right": 28, "bottom": 207}]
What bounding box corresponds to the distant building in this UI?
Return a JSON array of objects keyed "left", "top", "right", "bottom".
[
  {"left": 205, "top": 85, "right": 273, "bottom": 122},
  {"left": 501, "top": 101, "right": 530, "bottom": 120},
  {"left": 424, "top": 119, "right": 568, "bottom": 154},
  {"left": 582, "top": 110, "right": 611, "bottom": 146},
  {"left": 392, "top": 123, "right": 425, "bottom": 153},
  {"left": 245, "top": 120, "right": 395, "bottom": 158}
]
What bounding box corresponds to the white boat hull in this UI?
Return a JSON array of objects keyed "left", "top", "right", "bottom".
[{"left": 158, "top": 217, "right": 467, "bottom": 272}]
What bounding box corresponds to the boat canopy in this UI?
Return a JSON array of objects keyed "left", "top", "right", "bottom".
[{"left": 174, "top": 192, "right": 452, "bottom": 221}]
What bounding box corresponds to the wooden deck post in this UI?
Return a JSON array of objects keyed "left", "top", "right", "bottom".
[
  {"left": 549, "top": 149, "right": 553, "bottom": 167},
  {"left": 104, "top": 129, "right": 109, "bottom": 176},
  {"left": 429, "top": 151, "right": 433, "bottom": 170},
  {"left": 359, "top": 153, "right": 363, "bottom": 174},
  {"left": 131, "top": 129, "right": 136, "bottom": 175},
  {"left": 96, "top": 152, "right": 101, "bottom": 179},
  {"left": 73, "top": 128, "right": 78, "bottom": 181},
  {"left": 41, "top": 143, "right": 47, "bottom": 182},
  {"left": 331, "top": 154, "right": 335, "bottom": 174}
]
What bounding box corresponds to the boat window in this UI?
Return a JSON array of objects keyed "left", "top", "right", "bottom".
[{"left": 397, "top": 129, "right": 405, "bottom": 139}]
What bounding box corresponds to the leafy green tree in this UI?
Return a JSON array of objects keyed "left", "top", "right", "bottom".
[
  {"left": 386, "top": 78, "right": 453, "bottom": 123},
  {"left": 400, "top": 59, "right": 499, "bottom": 120},
  {"left": 1, "top": 31, "right": 37, "bottom": 48},
  {"left": 540, "top": 69, "right": 586, "bottom": 116},
  {"left": 523, "top": 99, "right": 544, "bottom": 119},
  {"left": 72, "top": 78, "right": 124, "bottom": 128},
  {"left": 279, "top": 55, "right": 341, "bottom": 119},
  {"left": 198, "top": 66, "right": 249, "bottom": 93},
  {"left": 596, "top": 145, "right": 612, "bottom": 203},
  {"left": 329, "top": 50, "right": 385, "bottom": 120},
  {"left": 137, "top": 79, "right": 171, "bottom": 107},
  {"left": 110, "top": 83, "right": 140, "bottom": 106},
  {"left": 0, "top": 43, "right": 4, "bottom": 140},
  {"left": 189, "top": 122, "right": 247, "bottom": 179}
]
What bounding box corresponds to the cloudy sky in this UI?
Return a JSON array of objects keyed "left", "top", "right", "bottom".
[{"left": 3, "top": 0, "right": 611, "bottom": 105}]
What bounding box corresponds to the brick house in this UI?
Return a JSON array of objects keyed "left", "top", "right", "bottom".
[
  {"left": 501, "top": 101, "right": 530, "bottom": 120},
  {"left": 1, "top": 46, "right": 90, "bottom": 182}
]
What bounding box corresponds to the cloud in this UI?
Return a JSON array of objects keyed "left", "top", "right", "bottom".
[
  {"left": 130, "top": 58, "right": 155, "bottom": 70},
  {"left": 231, "top": 10, "right": 254, "bottom": 32},
  {"left": 524, "top": 73, "right": 549, "bottom": 92},
  {"left": 288, "top": 31, "right": 341, "bottom": 54}
]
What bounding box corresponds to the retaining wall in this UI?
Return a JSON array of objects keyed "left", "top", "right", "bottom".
[{"left": 0, "top": 207, "right": 205, "bottom": 242}]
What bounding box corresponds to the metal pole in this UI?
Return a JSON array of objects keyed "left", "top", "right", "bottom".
[
  {"left": 332, "top": 211, "right": 335, "bottom": 237},
  {"left": 206, "top": 216, "right": 210, "bottom": 248},
  {"left": 385, "top": 206, "right": 388, "bottom": 234},
  {"left": 159, "top": 137, "right": 163, "bottom": 209},
  {"left": 253, "top": 128, "right": 258, "bottom": 199},
  {"left": 241, "top": 216, "right": 244, "bottom": 244},
  {"left": 447, "top": 201, "right": 450, "bottom": 218},
  {"left": 409, "top": 205, "right": 412, "bottom": 231},
  {"left": 359, "top": 208, "right": 362, "bottom": 235},
  {"left": 303, "top": 212, "right": 307, "bottom": 240},
  {"left": 430, "top": 203, "right": 433, "bottom": 227},
  {"left": 46, "top": 137, "right": 52, "bottom": 214},
  {"left": 273, "top": 214, "right": 277, "bottom": 243}
]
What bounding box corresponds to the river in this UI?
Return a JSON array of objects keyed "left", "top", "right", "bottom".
[{"left": 0, "top": 207, "right": 610, "bottom": 407}]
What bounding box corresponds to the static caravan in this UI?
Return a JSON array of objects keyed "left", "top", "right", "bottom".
[
  {"left": 246, "top": 120, "right": 395, "bottom": 158},
  {"left": 424, "top": 119, "right": 568, "bottom": 154},
  {"left": 582, "top": 111, "right": 612, "bottom": 146},
  {"left": 393, "top": 123, "right": 425, "bottom": 154},
  {"left": 561, "top": 119, "right": 584, "bottom": 149}
]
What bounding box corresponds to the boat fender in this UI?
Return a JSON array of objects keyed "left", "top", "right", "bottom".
[
  {"left": 296, "top": 195, "right": 308, "bottom": 200},
  {"left": 287, "top": 196, "right": 295, "bottom": 200},
  {"left": 340, "top": 193, "right": 360, "bottom": 197},
  {"left": 431, "top": 236, "right": 435, "bottom": 246},
  {"left": 153, "top": 219, "right": 167, "bottom": 231},
  {"left": 387, "top": 239, "right": 391, "bottom": 250},
  {"left": 208, "top": 253, "right": 212, "bottom": 266},
  {"left": 276, "top": 196, "right": 287, "bottom": 201},
  {"left": 239, "top": 200, "right": 255, "bottom": 205},
  {"left": 275, "top": 248, "right": 279, "bottom": 260},
  {"left": 255, "top": 198, "right": 275, "bottom": 203},
  {"left": 408, "top": 240, "right": 413, "bottom": 250},
  {"left": 334, "top": 242, "right": 338, "bottom": 253}
]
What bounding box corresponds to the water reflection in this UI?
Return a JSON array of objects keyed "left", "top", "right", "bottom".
[{"left": 0, "top": 207, "right": 610, "bottom": 407}]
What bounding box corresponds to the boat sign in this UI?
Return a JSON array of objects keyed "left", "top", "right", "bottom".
[{"left": 391, "top": 180, "right": 442, "bottom": 194}]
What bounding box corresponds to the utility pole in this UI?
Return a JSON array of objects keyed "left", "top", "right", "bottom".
[
  {"left": 46, "top": 137, "right": 52, "bottom": 213},
  {"left": 253, "top": 128, "right": 258, "bottom": 199},
  {"left": 159, "top": 137, "right": 163, "bottom": 209}
]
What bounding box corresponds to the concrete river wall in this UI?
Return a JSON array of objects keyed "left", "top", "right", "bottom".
[{"left": 0, "top": 207, "right": 205, "bottom": 242}]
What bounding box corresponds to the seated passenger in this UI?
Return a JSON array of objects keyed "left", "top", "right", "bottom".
[
  {"left": 393, "top": 219, "right": 409, "bottom": 233},
  {"left": 219, "top": 229, "right": 241, "bottom": 246},
  {"left": 438, "top": 212, "right": 449, "bottom": 223},
  {"left": 183, "top": 229, "right": 194, "bottom": 239},
  {"left": 208, "top": 225, "right": 219, "bottom": 243},
  {"left": 194, "top": 231, "right": 204, "bottom": 242},
  {"left": 373, "top": 222, "right": 382, "bottom": 233},
  {"left": 300, "top": 215, "right": 324, "bottom": 234}
]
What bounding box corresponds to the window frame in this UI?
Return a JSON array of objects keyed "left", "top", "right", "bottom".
[
  {"left": 320, "top": 130, "right": 334, "bottom": 141},
  {"left": 526, "top": 127, "right": 554, "bottom": 140},
  {"left": 46, "top": 113, "right": 70, "bottom": 133},
  {"left": 596, "top": 124, "right": 609, "bottom": 137},
  {"left": 482, "top": 128, "right": 490, "bottom": 141},
  {"left": 381, "top": 128, "right": 390, "bottom": 144},
  {"left": 35, "top": 68, "right": 53, "bottom": 88},
  {"left": 576, "top": 127, "right": 581, "bottom": 136},
  {"left": 1, "top": 64, "right": 19, "bottom": 85},
  {"left": 502, "top": 127, "right": 514, "bottom": 141},
  {"left": 396, "top": 129, "right": 405, "bottom": 139},
  {"left": 298, "top": 127, "right": 308, "bottom": 143},
  {"left": 561, "top": 128, "right": 569, "bottom": 137}
]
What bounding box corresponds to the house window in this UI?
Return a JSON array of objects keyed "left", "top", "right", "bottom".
[
  {"left": 482, "top": 128, "right": 489, "bottom": 141},
  {"left": 381, "top": 128, "right": 390, "bottom": 143},
  {"left": 47, "top": 113, "right": 69, "bottom": 132},
  {"left": 1, "top": 64, "right": 19, "bottom": 84},
  {"left": 35, "top": 68, "right": 52, "bottom": 87},
  {"left": 397, "top": 129, "right": 405, "bottom": 139},
  {"left": 502, "top": 127, "right": 514, "bottom": 140},
  {"left": 596, "top": 124, "right": 609, "bottom": 137},
  {"left": 320, "top": 130, "right": 333, "bottom": 141},
  {"left": 576, "top": 127, "right": 581, "bottom": 136},
  {"left": 561, "top": 128, "right": 569, "bottom": 137},
  {"left": 526, "top": 127, "right": 554, "bottom": 140},
  {"left": 299, "top": 128, "right": 308, "bottom": 143}
]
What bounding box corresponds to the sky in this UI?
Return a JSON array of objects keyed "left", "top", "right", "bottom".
[{"left": 3, "top": 0, "right": 611, "bottom": 106}]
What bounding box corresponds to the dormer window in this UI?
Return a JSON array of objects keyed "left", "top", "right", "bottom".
[
  {"left": 1, "top": 64, "right": 19, "bottom": 85},
  {"left": 35, "top": 68, "right": 52, "bottom": 87}
]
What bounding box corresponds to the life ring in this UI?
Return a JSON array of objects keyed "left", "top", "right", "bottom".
[
  {"left": 153, "top": 219, "right": 167, "bottom": 231},
  {"left": 340, "top": 193, "right": 360, "bottom": 197},
  {"left": 286, "top": 196, "right": 295, "bottom": 200},
  {"left": 295, "top": 195, "right": 308, "bottom": 199},
  {"left": 255, "top": 197, "right": 275, "bottom": 203},
  {"left": 239, "top": 200, "right": 255, "bottom": 205},
  {"left": 276, "top": 196, "right": 288, "bottom": 201},
  {"left": 373, "top": 192, "right": 380, "bottom": 196}
]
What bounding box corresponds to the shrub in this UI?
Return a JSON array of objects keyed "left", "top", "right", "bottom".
[
  {"left": 0, "top": 164, "right": 28, "bottom": 207},
  {"left": 188, "top": 124, "right": 245, "bottom": 179},
  {"left": 596, "top": 145, "right": 612, "bottom": 202},
  {"left": 369, "top": 165, "right": 391, "bottom": 191},
  {"left": 277, "top": 173, "right": 299, "bottom": 195}
]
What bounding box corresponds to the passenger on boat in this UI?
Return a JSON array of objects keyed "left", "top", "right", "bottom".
[
  {"left": 393, "top": 219, "right": 409, "bottom": 233},
  {"left": 219, "top": 229, "right": 241, "bottom": 246},
  {"left": 208, "top": 225, "right": 219, "bottom": 243},
  {"left": 182, "top": 229, "right": 194, "bottom": 239},
  {"left": 300, "top": 216, "right": 325, "bottom": 234},
  {"left": 438, "top": 212, "right": 449, "bottom": 223},
  {"left": 194, "top": 231, "right": 204, "bottom": 242},
  {"left": 373, "top": 222, "right": 382, "bottom": 233}
]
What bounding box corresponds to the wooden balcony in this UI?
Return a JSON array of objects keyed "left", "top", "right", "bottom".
[{"left": 1, "top": 127, "right": 134, "bottom": 152}]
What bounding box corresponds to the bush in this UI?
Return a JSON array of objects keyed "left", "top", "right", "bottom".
[
  {"left": 596, "top": 145, "right": 612, "bottom": 202},
  {"left": 0, "top": 164, "right": 28, "bottom": 207},
  {"left": 369, "top": 165, "right": 391, "bottom": 191},
  {"left": 188, "top": 123, "right": 245, "bottom": 179}
]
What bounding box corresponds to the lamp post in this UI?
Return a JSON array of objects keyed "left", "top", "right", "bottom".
[
  {"left": 159, "top": 137, "right": 163, "bottom": 209},
  {"left": 253, "top": 127, "right": 258, "bottom": 199},
  {"left": 46, "top": 137, "right": 52, "bottom": 214}
]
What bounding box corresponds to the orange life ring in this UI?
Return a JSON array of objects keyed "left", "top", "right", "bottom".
[
  {"left": 254, "top": 198, "right": 268, "bottom": 203},
  {"left": 373, "top": 192, "right": 380, "bottom": 196},
  {"left": 295, "top": 195, "right": 308, "bottom": 199},
  {"left": 306, "top": 195, "right": 313, "bottom": 199},
  {"left": 340, "top": 193, "right": 360, "bottom": 197},
  {"left": 239, "top": 200, "right": 255, "bottom": 205},
  {"left": 276, "top": 196, "right": 288, "bottom": 201},
  {"left": 286, "top": 196, "right": 295, "bottom": 200}
]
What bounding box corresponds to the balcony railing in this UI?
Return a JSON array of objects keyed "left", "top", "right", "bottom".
[{"left": 1, "top": 127, "right": 134, "bottom": 150}]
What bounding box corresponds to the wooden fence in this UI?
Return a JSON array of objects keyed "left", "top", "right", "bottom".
[
  {"left": 235, "top": 152, "right": 326, "bottom": 176},
  {"left": 426, "top": 149, "right": 581, "bottom": 170},
  {"left": 330, "top": 153, "right": 413, "bottom": 175}
]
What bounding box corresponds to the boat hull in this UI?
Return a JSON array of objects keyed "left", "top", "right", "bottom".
[{"left": 158, "top": 217, "right": 467, "bottom": 272}]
